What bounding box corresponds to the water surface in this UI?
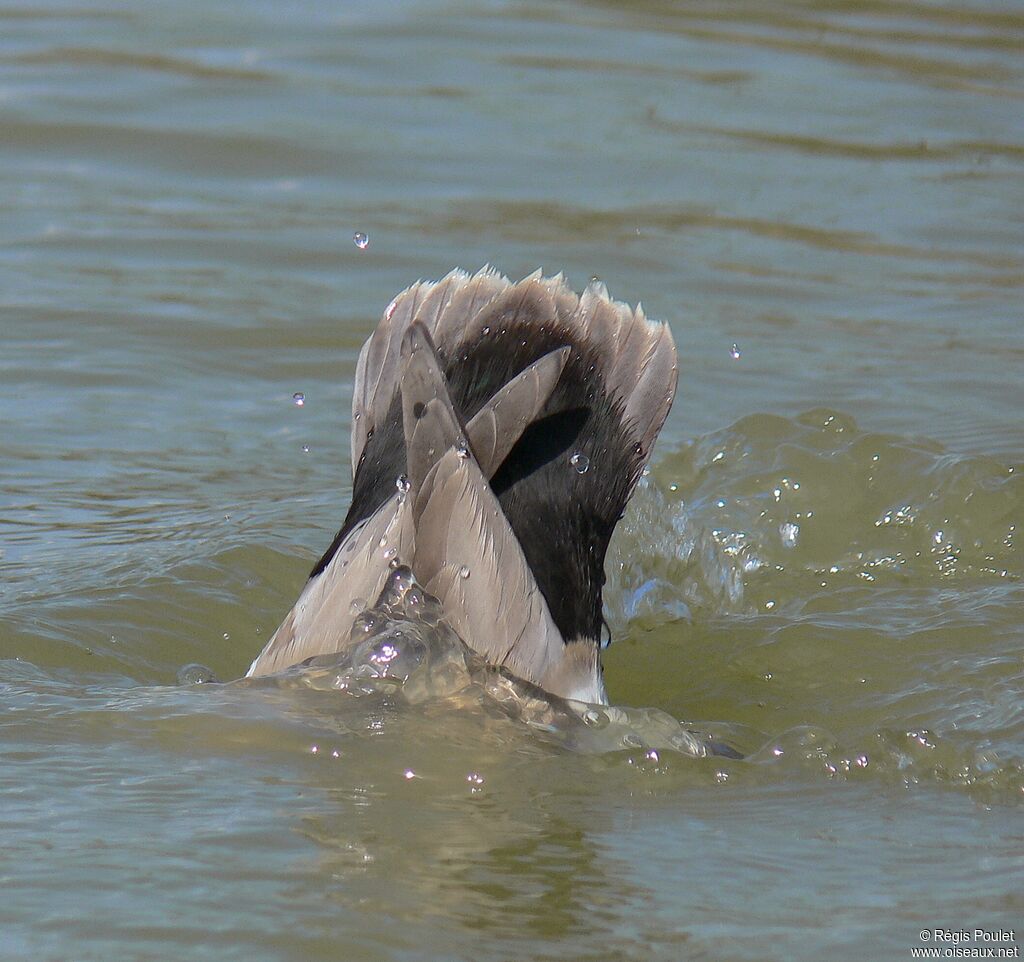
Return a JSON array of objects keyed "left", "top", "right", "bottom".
[{"left": 1, "top": 1, "right": 1022, "bottom": 960}]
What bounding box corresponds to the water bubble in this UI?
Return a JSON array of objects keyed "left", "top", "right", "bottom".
[
  {"left": 779, "top": 521, "right": 800, "bottom": 548},
  {"left": 353, "top": 612, "right": 380, "bottom": 635},
  {"left": 570, "top": 452, "right": 590, "bottom": 474},
  {"left": 292, "top": 392, "right": 305, "bottom": 406},
  {"left": 353, "top": 231, "right": 369, "bottom": 250},
  {"left": 404, "top": 769, "right": 416, "bottom": 780},
  {"left": 383, "top": 546, "right": 398, "bottom": 561},
  {"left": 455, "top": 441, "right": 469, "bottom": 460},
  {"left": 729, "top": 343, "right": 741, "bottom": 360},
  {"left": 176, "top": 663, "right": 218, "bottom": 685},
  {"left": 395, "top": 474, "right": 411, "bottom": 495},
  {"left": 349, "top": 598, "right": 366, "bottom": 615},
  {"left": 459, "top": 565, "right": 471, "bottom": 579},
  {"left": 466, "top": 772, "right": 484, "bottom": 786},
  {"left": 302, "top": 444, "right": 310, "bottom": 453}
]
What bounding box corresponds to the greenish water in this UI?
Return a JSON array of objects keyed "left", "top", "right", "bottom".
[{"left": 1, "top": 1, "right": 1022, "bottom": 960}]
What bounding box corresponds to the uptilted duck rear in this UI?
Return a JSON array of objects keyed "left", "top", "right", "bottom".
[{"left": 246, "top": 268, "right": 678, "bottom": 704}]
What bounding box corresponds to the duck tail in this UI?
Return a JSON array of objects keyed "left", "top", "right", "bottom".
[{"left": 249, "top": 269, "right": 677, "bottom": 701}]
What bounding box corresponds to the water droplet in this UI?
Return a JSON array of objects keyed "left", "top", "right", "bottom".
[
  {"left": 222, "top": 632, "right": 230, "bottom": 640},
  {"left": 404, "top": 769, "right": 416, "bottom": 780},
  {"left": 302, "top": 444, "right": 309, "bottom": 453},
  {"left": 395, "top": 474, "right": 411, "bottom": 494},
  {"left": 459, "top": 565, "right": 471, "bottom": 579},
  {"left": 455, "top": 441, "right": 469, "bottom": 460},
  {"left": 729, "top": 343, "right": 741, "bottom": 360},
  {"left": 466, "top": 772, "right": 484, "bottom": 786},
  {"left": 383, "top": 546, "right": 398, "bottom": 561},
  {"left": 349, "top": 598, "right": 365, "bottom": 614},
  {"left": 570, "top": 452, "right": 590, "bottom": 474},
  {"left": 292, "top": 392, "right": 305, "bottom": 406},
  {"left": 481, "top": 325, "right": 490, "bottom": 335},
  {"left": 353, "top": 231, "right": 369, "bottom": 250}
]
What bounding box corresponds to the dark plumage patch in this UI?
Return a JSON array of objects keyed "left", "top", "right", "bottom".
[{"left": 311, "top": 301, "right": 643, "bottom": 645}]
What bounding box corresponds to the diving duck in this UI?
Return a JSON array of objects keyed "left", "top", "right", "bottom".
[{"left": 246, "top": 268, "right": 677, "bottom": 705}]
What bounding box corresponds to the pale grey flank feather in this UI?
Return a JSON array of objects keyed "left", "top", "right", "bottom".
[
  {"left": 245, "top": 498, "right": 413, "bottom": 677},
  {"left": 399, "top": 322, "right": 467, "bottom": 501},
  {"left": 412, "top": 448, "right": 576, "bottom": 698}
]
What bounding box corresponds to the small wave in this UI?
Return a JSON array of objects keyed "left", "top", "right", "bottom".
[
  {"left": 606, "top": 409, "right": 1021, "bottom": 624},
  {"left": 6, "top": 46, "right": 274, "bottom": 81}
]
